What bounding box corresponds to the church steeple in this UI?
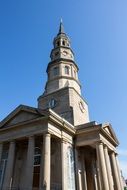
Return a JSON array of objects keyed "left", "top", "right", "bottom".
[
  {"left": 38, "top": 22, "right": 89, "bottom": 125},
  {"left": 45, "top": 21, "right": 80, "bottom": 95}
]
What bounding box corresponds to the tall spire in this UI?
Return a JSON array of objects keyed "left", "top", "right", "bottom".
[{"left": 58, "top": 18, "right": 65, "bottom": 34}]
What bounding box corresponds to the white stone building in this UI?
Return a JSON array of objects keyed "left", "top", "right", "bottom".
[{"left": 0, "top": 21, "right": 123, "bottom": 190}]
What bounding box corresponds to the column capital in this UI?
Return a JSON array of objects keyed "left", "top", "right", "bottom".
[
  {"left": 43, "top": 132, "right": 51, "bottom": 137},
  {"left": 28, "top": 135, "right": 34, "bottom": 138},
  {"left": 11, "top": 140, "right": 16, "bottom": 143},
  {"left": 27, "top": 136, "right": 35, "bottom": 143},
  {"left": 9, "top": 140, "right": 16, "bottom": 144},
  {"left": 115, "top": 152, "right": 118, "bottom": 156},
  {"left": 103, "top": 143, "right": 107, "bottom": 147},
  {"left": 103, "top": 144, "right": 109, "bottom": 150},
  {"left": 26, "top": 135, "right": 35, "bottom": 142},
  {"left": 61, "top": 138, "right": 67, "bottom": 144},
  {"left": 110, "top": 150, "right": 116, "bottom": 156},
  {"left": 96, "top": 140, "right": 104, "bottom": 146}
]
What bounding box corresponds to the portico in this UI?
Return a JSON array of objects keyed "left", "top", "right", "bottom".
[
  {"left": 75, "top": 122, "right": 123, "bottom": 190},
  {"left": 0, "top": 105, "right": 76, "bottom": 190}
]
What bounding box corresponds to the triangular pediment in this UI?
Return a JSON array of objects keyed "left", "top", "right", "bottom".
[
  {"left": 0, "top": 105, "right": 46, "bottom": 129},
  {"left": 102, "top": 123, "right": 119, "bottom": 144},
  {"left": 103, "top": 126, "right": 111, "bottom": 135}
]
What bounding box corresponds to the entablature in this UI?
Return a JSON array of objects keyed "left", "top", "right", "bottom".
[{"left": 75, "top": 121, "right": 119, "bottom": 150}]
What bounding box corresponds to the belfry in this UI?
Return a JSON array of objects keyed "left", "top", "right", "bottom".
[{"left": 0, "top": 22, "right": 123, "bottom": 190}]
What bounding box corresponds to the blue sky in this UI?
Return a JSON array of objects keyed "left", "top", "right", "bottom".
[{"left": 0, "top": 0, "right": 127, "bottom": 178}]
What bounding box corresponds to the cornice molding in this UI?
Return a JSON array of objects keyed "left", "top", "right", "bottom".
[{"left": 46, "top": 58, "right": 79, "bottom": 72}]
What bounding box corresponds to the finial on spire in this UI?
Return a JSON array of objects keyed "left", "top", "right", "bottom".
[{"left": 58, "top": 18, "right": 65, "bottom": 34}]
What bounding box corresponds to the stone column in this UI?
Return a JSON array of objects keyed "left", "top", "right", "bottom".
[
  {"left": 0, "top": 143, "right": 3, "bottom": 163},
  {"left": 104, "top": 145, "right": 114, "bottom": 190},
  {"left": 61, "top": 139, "right": 67, "bottom": 190},
  {"left": 25, "top": 136, "right": 35, "bottom": 190},
  {"left": 81, "top": 150, "right": 87, "bottom": 190},
  {"left": 92, "top": 159, "right": 98, "bottom": 190},
  {"left": 96, "top": 142, "right": 109, "bottom": 190},
  {"left": 110, "top": 151, "right": 121, "bottom": 190},
  {"left": 2, "top": 141, "right": 15, "bottom": 189},
  {"left": 96, "top": 159, "right": 102, "bottom": 190},
  {"left": 74, "top": 148, "right": 81, "bottom": 190},
  {"left": 115, "top": 154, "right": 124, "bottom": 189},
  {"left": 39, "top": 139, "right": 44, "bottom": 190},
  {"left": 76, "top": 150, "right": 83, "bottom": 190},
  {"left": 42, "top": 133, "right": 51, "bottom": 190}
]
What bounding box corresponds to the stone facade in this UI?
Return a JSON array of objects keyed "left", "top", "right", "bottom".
[{"left": 0, "top": 21, "right": 123, "bottom": 190}]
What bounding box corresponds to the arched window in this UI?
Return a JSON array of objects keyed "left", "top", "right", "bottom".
[
  {"left": 53, "top": 67, "right": 59, "bottom": 76},
  {"left": 34, "top": 147, "right": 41, "bottom": 166},
  {"left": 62, "top": 40, "right": 65, "bottom": 46},
  {"left": 65, "top": 66, "right": 69, "bottom": 75},
  {"left": 57, "top": 41, "right": 60, "bottom": 46}
]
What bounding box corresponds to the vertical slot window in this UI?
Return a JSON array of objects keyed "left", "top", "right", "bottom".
[
  {"left": 65, "top": 66, "right": 69, "bottom": 75},
  {"left": 53, "top": 67, "right": 59, "bottom": 76}
]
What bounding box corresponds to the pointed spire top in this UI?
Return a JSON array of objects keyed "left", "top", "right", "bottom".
[{"left": 58, "top": 18, "right": 65, "bottom": 34}]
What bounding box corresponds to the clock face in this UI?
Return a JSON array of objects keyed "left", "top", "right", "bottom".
[
  {"left": 79, "top": 101, "right": 85, "bottom": 113},
  {"left": 62, "top": 51, "right": 68, "bottom": 56},
  {"left": 48, "top": 98, "right": 57, "bottom": 108}
]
